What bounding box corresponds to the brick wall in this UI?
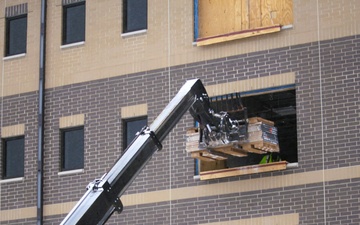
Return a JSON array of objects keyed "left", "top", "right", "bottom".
[
  {"left": 108, "top": 178, "right": 360, "bottom": 225},
  {"left": 0, "top": 0, "right": 41, "bottom": 96},
  {"left": 46, "top": 35, "right": 359, "bottom": 223},
  {"left": 320, "top": 36, "right": 360, "bottom": 169},
  {"left": 0, "top": 0, "right": 359, "bottom": 97},
  {"left": 0, "top": 92, "right": 38, "bottom": 211},
  {"left": 0, "top": 34, "right": 359, "bottom": 224}
]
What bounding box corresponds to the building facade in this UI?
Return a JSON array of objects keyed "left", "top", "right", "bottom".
[{"left": 0, "top": 0, "right": 359, "bottom": 224}]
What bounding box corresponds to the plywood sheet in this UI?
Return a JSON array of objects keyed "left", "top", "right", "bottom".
[
  {"left": 197, "top": 0, "right": 293, "bottom": 41},
  {"left": 199, "top": 0, "right": 248, "bottom": 37},
  {"left": 249, "top": 0, "right": 262, "bottom": 29}
]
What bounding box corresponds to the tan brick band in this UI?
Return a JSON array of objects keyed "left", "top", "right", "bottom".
[
  {"left": 1, "top": 124, "right": 25, "bottom": 138},
  {"left": 121, "top": 103, "right": 148, "bottom": 119},
  {"left": 200, "top": 213, "right": 299, "bottom": 225},
  {"left": 1, "top": 165, "right": 359, "bottom": 222},
  {"left": 205, "top": 72, "right": 295, "bottom": 97},
  {"left": 59, "top": 114, "right": 85, "bottom": 129}
]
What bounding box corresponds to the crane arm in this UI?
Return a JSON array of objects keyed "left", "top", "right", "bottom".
[{"left": 60, "top": 79, "right": 214, "bottom": 225}]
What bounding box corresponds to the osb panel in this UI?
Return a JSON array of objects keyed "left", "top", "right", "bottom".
[
  {"left": 198, "top": 0, "right": 293, "bottom": 38},
  {"left": 249, "top": 0, "right": 262, "bottom": 29},
  {"left": 260, "top": 0, "right": 293, "bottom": 27},
  {"left": 198, "top": 0, "right": 246, "bottom": 37}
]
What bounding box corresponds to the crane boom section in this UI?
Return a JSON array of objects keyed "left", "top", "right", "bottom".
[{"left": 61, "top": 79, "right": 210, "bottom": 225}]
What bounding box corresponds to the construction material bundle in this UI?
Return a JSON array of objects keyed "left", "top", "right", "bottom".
[{"left": 242, "top": 117, "right": 279, "bottom": 153}]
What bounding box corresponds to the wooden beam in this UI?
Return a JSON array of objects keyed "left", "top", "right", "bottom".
[
  {"left": 248, "top": 117, "right": 275, "bottom": 126},
  {"left": 196, "top": 25, "right": 281, "bottom": 46},
  {"left": 200, "top": 161, "right": 287, "bottom": 180},
  {"left": 200, "top": 160, "right": 226, "bottom": 172},
  {"left": 208, "top": 144, "right": 248, "bottom": 157},
  {"left": 191, "top": 151, "right": 227, "bottom": 162}
]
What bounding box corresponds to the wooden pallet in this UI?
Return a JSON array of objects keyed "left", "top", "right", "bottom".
[
  {"left": 208, "top": 144, "right": 247, "bottom": 157},
  {"left": 241, "top": 140, "right": 279, "bottom": 154},
  {"left": 244, "top": 117, "right": 279, "bottom": 153},
  {"left": 191, "top": 150, "right": 227, "bottom": 162},
  {"left": 248, "top": 117, "right": 275, "bottom": 126},
  {"left": 186, "top": 116, "right": 279, "bottom": 161},
  {"left": 185, "top": 128, "right": 201, "bottom": 153}
]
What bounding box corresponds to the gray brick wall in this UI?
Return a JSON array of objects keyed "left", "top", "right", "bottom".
[
  {"left": 320, "top": 36, "right": 360, "bottom": 170},
  {"left": 0, "top": 92, "right": 38, "bottom": 211},
  {"left": 0, "top": 34, "right": 359, "bottom": 224},
  {"left": 325, "top": 178, "right": 360, "bottom": 225},
  {"left": 96, "top": 178, "right": 360, "bottom": 225}
]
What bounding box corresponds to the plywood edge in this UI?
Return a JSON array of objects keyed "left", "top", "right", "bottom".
[
  {"left": 199, "top": 161, "right": 287, "bottom": 180},
  {"left": 196, "top": 25, "right": 281, "bottom": 46}
]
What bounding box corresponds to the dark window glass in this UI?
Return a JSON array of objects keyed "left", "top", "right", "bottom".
[
  {"left": 235, "top": 89, "right": 298, "bottom": 165},
  {"left": 2, "top": 137, "right": 25, "bottom": 178},
  {"left": 61, "top": 127, "right": 84, "bottom": 171},
  {"left": 63, "top": 2, "right": 85, "bottom": 45},
  {"left": 199, "top": 89, "right": 297, "bottom": 172},
  {"left": 123, "top": 116, "right": 147, "bottom": 149},
  {"left": 123, "top": 0, "right": 147, "bottom": 33},
  {"left": 5, "top": 15, "right": 27, "bottom": 56}
]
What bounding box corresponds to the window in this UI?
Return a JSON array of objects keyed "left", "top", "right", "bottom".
[
  {"left": 123, "top": 0, "right": 147, "bottom": 33},
  {"left": 2, "top": 137, "right": 25, "bottom": 179},
  {"left": 61, "top": 127, "right": 84, "bottom": 171},
  {"left": 191, "top": 88, "right": 297, "bottom": 179},
  {"left": 62, "top": 1, "right": 86, "bottom": 45},
  {"left": 5, "top": 15, "right": 27, "bottom": 56},
  {"left": 242, "top": 89, "right": 297, "bottom": 163},
  {"left": 194, "top": 0, "right": 293, "bottom": 46},
  {"left": 123, "top": 116, "right": 147, "bottom": 150}
]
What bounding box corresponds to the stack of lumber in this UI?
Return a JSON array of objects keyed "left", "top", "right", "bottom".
[
  {"left": 185, "top": 117, "right": 280, "bottom": 161},
  {"left": 185, "top": 128, "right": 201, "bottom": 152},
  {"left": 185, "top": 128, "right": 227, "bottom": 161},
  {"left": 242, "top": 117, "right": 280, "bottom": 154}
]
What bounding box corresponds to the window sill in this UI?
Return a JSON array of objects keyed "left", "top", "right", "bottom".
[
  {"left": 3, "top": 53, "right": 26, "bottom": 61},
  {"left": 195, "top": 25, "right": 283, "bottom": 46},
  {"left": 58, "top": 169, "right": 84, "bottom": 176},
  {"left": 0, "top": 177, "right": 24, "bottom": 184},
  {"left": 121, "top": 29, "right": 147, "bottom": 38},
  {"left": 199, "top": 161, "right": 288, "bottom": 180},
  {"left": 60, "top": 41, "right": 85, "bottom": 49}
]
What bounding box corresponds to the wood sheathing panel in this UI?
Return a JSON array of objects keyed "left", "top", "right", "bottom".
[{"left": 197, "top": 0, "right": 293, "bottom": 44}]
